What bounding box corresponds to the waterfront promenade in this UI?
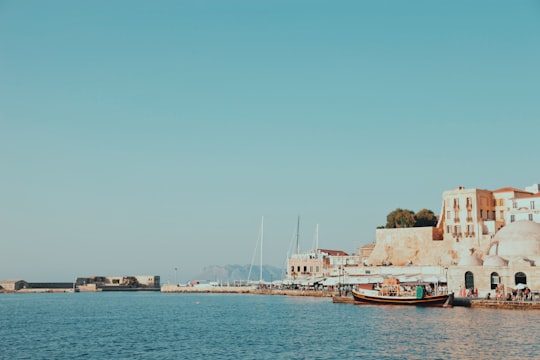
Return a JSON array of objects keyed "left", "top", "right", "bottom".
[
  {"left": 5, "top": 284, "right": 540, "bottom": 309},
  {"left": 332, "top": 295, "right": 540, "bottom": 309},
  {"left": 454, "top": 297, "right": 540, "bottom": 309},
  {"left": 160, "top": 284, "right": 333, "bottom": 297}
]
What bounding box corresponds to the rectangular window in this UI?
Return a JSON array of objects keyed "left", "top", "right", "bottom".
[
  {"left": 446, "top": 225, "right": 452, "bottom": 234},
  {"left": 531, "top": 201, "right": 536, "bottom": 210},
  {"left": 309, "top": 266, "right": 313, "bottom": 273},
  {"left": 529, "top": 214, "right": 533, "bottom": 221},
  {"left": 513, "top": 201, "right": 517, "bottom": 209},
  {"left": 291, "top": 266, "right": 294, "bottom": 273},
  {"left": 303, "top": 266, "right": 307, "bottom": 273},
  {"left": 316, "top": 266, "right": 320, "bottom": 272},
  {"left": 297, "top": 266, "right": 300, "bottom": 272},
  {"left": 511, "top": 215, "right": 515, "bottom": 222},
  {"left": 480, "top": 209, "right": 483, "bottom": 218},
  {"left": 447, "top": 211, "right": 451, "bottom": 219}
]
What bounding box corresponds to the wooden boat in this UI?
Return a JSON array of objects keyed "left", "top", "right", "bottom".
[{"left": 351, "top": 279, "right": 453, "bottom": 307}]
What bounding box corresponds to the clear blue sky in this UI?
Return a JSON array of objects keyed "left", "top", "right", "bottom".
[{"left": 1, "top": 1, "right": 539, "bottom": 282}]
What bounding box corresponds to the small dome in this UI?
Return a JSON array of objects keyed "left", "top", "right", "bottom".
[
  {"left": 458, "top": 254, "right": 483, "bottom": 266},
  {"left": 483, "top": 255, "right": 508, "bottom": 267},
  {"left": 494, "top": 221, "right": 540, "bottom": 258}
]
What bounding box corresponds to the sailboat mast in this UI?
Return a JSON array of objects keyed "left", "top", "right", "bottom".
[
  {"left": 296, "top": 215, "right": 300, "bottom": 255},
  {"left": 260, "top": 216, "right": 263, "bottom": 284},
  {"left": 316, "top": 223, "right": 319, "bottom": 250}
]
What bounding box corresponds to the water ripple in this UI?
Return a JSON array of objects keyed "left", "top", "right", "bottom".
[{"left": 1, "top": 293, "right": 539, "bottom": 359}]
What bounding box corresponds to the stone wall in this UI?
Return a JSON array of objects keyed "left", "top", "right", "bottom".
[{"left": 369, "top": 227, "right": 456, "bottom": 266}]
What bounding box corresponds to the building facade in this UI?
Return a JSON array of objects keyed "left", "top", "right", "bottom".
[
  {"left": 287, "top": 249, "right": 348, "bottom": 278},
  {"left": 447, "top": 220, "right": 540, "bottom": 297}
]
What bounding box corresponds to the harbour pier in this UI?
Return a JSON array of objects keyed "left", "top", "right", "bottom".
[{"left": 160, "top": 284, "right": 332, "bottom": 297}]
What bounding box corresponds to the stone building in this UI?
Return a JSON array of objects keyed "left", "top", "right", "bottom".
[
  {"left": 507, "top": 191, "right": 540, "bottom": 224},
  {"left": 76, "top": 275, "right": 160, "bottom": 291},
  {"left": 368, "top": 184, "right": 540, "bottom": 267},
  {"left": 287, "top": 249, "right": 348, "bottom": 278},
  {"left": 447, "top": 220, "right": 540, "bottom": 297},
  {"left": 0, "top": 280, "right": 28, "bottom": 291}
]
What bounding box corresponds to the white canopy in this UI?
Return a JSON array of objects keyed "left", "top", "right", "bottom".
[{"left": 322, "top": 276, "right": 384, "bottom": 286}]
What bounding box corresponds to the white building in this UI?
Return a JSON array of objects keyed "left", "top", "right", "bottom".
[{"left": 507, "top": 191, "right": 540, "bottom": 224}]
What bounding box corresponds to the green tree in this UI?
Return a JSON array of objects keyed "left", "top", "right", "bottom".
[
  {"left": 385, "top": 208, "right": 416, "bottom": 228},
  {"left": 414, "top": 208, "right": 438, "bottom": 227}
]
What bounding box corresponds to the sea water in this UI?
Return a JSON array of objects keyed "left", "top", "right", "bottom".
[{"left": 0, "top": 292, "right": 538, "bottom": 359}]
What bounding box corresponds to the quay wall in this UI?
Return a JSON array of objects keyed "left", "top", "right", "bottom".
[
  {"left": 333, "top": 296, "right": 540, "bottom": 309},
  {"left": 16, "top": 288, "right": 75, "bottom": 293},
  {"left": 160, "top": 284, "right": 333, "bottom": 297},
  {"left": 468, "top": 299, "right": 540, "bottom": 310},
  {"left": 99, "top": 286, "right": 160, "bottom": 292}
]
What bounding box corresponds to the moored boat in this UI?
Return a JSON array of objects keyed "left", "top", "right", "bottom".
[{"left": 351, "top": 278, "right": 453, "bottom": 307}]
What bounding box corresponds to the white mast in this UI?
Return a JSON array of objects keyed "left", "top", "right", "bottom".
[
  {"left": 316, "top": 223, "right": 319, "bottom": 250},
  {"left": 296, "top": 215, "right": 300, "bottom": 255},
  {"left": 260, "top": 216, "right": 264, "bottom": 284}
]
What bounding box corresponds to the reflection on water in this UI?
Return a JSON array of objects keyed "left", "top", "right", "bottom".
[{"left": 0, "top": 293, "right": 539, "bottom": 359}]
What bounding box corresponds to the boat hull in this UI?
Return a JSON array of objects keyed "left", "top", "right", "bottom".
[{"left": 352, "top": 290, "right": 453, "bottom": 307}]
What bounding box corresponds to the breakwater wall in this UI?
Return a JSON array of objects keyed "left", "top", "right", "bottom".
[
  {"left": 453, "top": 297, "right": 540, "bottom": 309},
  {"left": 16, "top": 288, "right": 75, "bottom": 293},
  {"left": 160, "top": 284, "right": 333, "bottom": 297}
]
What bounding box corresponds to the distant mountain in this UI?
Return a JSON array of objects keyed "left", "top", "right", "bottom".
[{"left": 192, "top": 264, "right": 284, "bottom": 283}]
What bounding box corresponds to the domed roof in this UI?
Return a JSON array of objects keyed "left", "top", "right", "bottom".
[
  {"left": 494, "top": 220, "right": 540, "bottom": 258},
  {"left": 458, "top": 254, "right": 483, "bottom": 266},
  {"left": 483, "top": 255, "right": 508, "bottom": 267}
]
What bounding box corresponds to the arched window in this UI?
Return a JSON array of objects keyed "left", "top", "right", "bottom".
[
  {"left": 515, "top": 272, "right": 527, "bottom": 285},
  {"left": 490, "top": 272, "right": 500, "bottom": 290},
  {"left": 465, "top": 271, "right": 474, "bottom": 290}
]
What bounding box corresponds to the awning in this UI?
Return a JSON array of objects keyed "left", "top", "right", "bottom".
[
  {"left": 282, "top": 276, "right": 325, "bottom": 286},
  {"left": 322, "top": 276, "right": 384, "bottom": 286}
]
